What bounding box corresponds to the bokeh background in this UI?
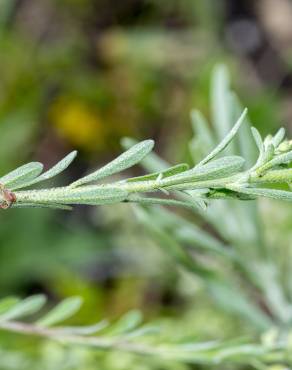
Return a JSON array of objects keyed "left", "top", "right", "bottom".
[{"left": 1, "top": 1, "right": 292, "bottom": 369}]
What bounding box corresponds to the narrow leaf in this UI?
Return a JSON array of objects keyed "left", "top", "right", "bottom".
[
  {"left": 228, "top": 185, "right": 292, "bottom": 201},
  {"left": 251, "top": 127, "right": 263, "bottom": 152},
  {"left": 106, "top": 310, "right": 142, "bottom": 336},
  {"left": 133, "top": 206, "right": 216, "bottom": 277},
  {"left": 272, "top": 127, "right": 285, "bottom": 148},
  {"left": 49, "top": 187, "right": 128, "bottom": 205},
  {"left": 259, "top": 150, "right": 292, "bottom": 172},
  {"left": 189, "top": 110, "right": 215, "bottom": 162},
  {"left": 0, "top": 297, "right": 20, "bottom": 315},
  {"left": 207, "top": 280, "right": 272, "bottom": 331},
  {"left": 126, "top": 163, "right": 189, "bottom": 183},
  {"left": 12, "top": 203, "right": 73, "bottom": 211},
  {"left": 71, "top": 140, "right": 154, "bottom": 187},
  {"left": 37, "top": 297, "right": 82, "bottom": 327},
  {"left": 196, "top": 109, "right": 247, "bottom": 167},
  {"left": 59, "top": 320, "right": 109, "bottom": 335},
  {"left": 230, "top": 93, "right": 257, "bottom": 167},
  {"left": 21, "top": 151, "right": 77, "bottom": 188},
  {"left": 164, "top": 156, "right": 245, "bottom": 186},
  {"left": 128, "top": 195, "right": 203, "bottom": 211},
  {"left": 0, "top": 163, "right": 43, "bottom": 190},
  {"left": 211, "top": 64, "right": 232, "bottom": 141},
  {"left": 261, "top": 143, "right": 274, "bottom": 165},
  {"left": 0, "top": 295, "right": 46, "bottom": 323},
  {"left": 124, "top": 325, "right": 160, "bottom": 339},
  {"left": 121, "top": 137, "right": 168, "bottom": 172}
]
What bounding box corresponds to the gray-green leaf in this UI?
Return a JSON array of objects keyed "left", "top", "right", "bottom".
[
  {"left": 21, "top": 151, "right": 77, "bottom": 188},
  {"left": 48, "top": 187, "right": 128, "bottom": 205},
  {"left": 164, "top": 156, "right": 245, "bottom": 186},
  {"left": 37, "top": 297, "right": 82, "bottom": 327},
  {"left": 0, "top": 297, "right": 20, "bottom": 316},
  {"left": 126, "top": 163, "right": 189, "bottom": 183},
  {"left": 228, "top": 185, "right": 292, "bottom": 201},
  {"left": 0, "top": 295, "right": 46, "bottom": 323},
  {"left": 272, "top": 127, "right": 285, "bottom": 148},
  {"left": 251, "top": 127, "right": 263, "bottom": 152},
  {"left": 106, "top": 310, "right": 143, "bottom": 336},
  {"left": 12, "top": 203, "right": 73, "bottom": 210},
  {"left": 259, "top": 150, "right": 292, "bottom": 172},
  {"left": 58, "top": 320, "right": 109, "bottom": 335},
  {"left": 0, "top": 163, "right": 43, "bottom": 190},
  {"left": 71, "top": 140, "right": 154, "bottom": 187},
  {"left": 197, "top": 109, "right": 247, "bottom": 167},
  {"left": 128, "top": 195, "right": 203, "bottom": 211}
]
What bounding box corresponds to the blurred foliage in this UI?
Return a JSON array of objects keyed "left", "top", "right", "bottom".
[{"left": 1, "top": 0, "right": 292, "bottom": 369}]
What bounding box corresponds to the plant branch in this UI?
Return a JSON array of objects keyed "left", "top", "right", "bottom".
[
  {"left": 0, "top": 110, "right": 292, "bottom": 211},
  {"left": 0, "top": 319, "right": 287, "bottom": 366}
]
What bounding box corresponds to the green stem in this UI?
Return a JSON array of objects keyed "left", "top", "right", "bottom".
[{"left": 7, "top": 167, "right": 292, "bottom": 208}]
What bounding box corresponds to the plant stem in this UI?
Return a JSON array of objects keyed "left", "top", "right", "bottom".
[{"left": 0, "top": 321, "right": 286, "bottom": 365}]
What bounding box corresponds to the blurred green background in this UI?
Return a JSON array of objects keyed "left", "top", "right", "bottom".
[{"left": 1, "top": 0, "right": 292, "bottom": 369}]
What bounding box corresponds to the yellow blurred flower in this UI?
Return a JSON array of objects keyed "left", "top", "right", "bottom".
[{"left": 49, "top": 97, "right": 107, "bottom": 150}]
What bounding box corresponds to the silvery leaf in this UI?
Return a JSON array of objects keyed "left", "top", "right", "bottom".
[
  {"left": 47, "top": 186, "right": 128, "bottom": 205},
  {"left": 272, "top": 127, "right": 285, "bottom": 148},
  {"left": 0, "top": 295, "right": 46, "bottom": 323},
  {"left": 251, "top": 127, "right": 263, "bottom": 152},
  {"left": 197, "top": 109, "right": 247, "bottom": 167},
  {"left": 126, "top": 163, "right": 189, "bottom": 183},
  {"left": 71, "top": 140, "right": 154, "bottom": 187},
  {"left": 0, "top": 163, "right": 43, "bottom": 190},
  {"left": 37, "top": 297, "right": 82, "bottom": 327},
  {"left": 21, "top": 151, "right": 77, "bottom": 188},
  {"left": 165, "top": 156, "right": 245, "bottom": 186},
  {"left": 128, "top": 195, "right": 205, "bottom": 211}
]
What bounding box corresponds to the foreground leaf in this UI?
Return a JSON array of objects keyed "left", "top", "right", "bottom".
[
  {"left": 70, "top": 140, "right": 154, "bottom": 187},
  {"left": 0, "top": 163, "right": 43, "bottom": 190},
  {"left": 37, "top": 297, "right": 82, "bottom": 327},
  {"left": 0, "top": 295, "right": 46, "bottom": 323}
]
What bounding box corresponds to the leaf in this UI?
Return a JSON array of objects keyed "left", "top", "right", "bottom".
[
  {"left": 196, "top": 109, "right": 247, "bottom": 167},
  {"left": 251, "top": 127, "right": 263, "bottom": 152},
  {"left": 230, "top": 93, "right": 257, "bottom": 167},
  {"left": 211, "top": 64, "right": 233, "bottom": 142},
  {"left": 106, "top": 310, "right": 143, "bottom": 336},
  {"left": 189, "top": 110, "right": 215, "bottom": 162},
  {"left": 126, "top": 163, "right": 189, "bottom": 183},
  {"left": 0, "top": 163, "right": 43, "bottom": 190},
  {"left": 59, "top": 320, "right": 109, "bottom": 335},
  {"left": 127, "top": 195, "right": 203, "bottom": 211},
  {"left": 164, "top": 156, "right": 245, "bottom": 186},
  {"left": 21, "top": 151, "right": 77, "bottom": 188},
  {"left": 0, "top": 297, "right": 20, "bottom": 315},
  {"left": 207, "top": 280, "right": 272, "bottom": 331},
  {"left": 272, "top": 127, "right": 285, "bottom": 148},
  {"left": 228, "top": 185, "right": 292, "bottom": 201},
  {"left": 260, "top": 143, "right": 275, "bottom": 165},
  {"left": 37, "top": 297, "right": 82, "bottom": 327},
  {"left": 0, "top": 295, "right": 46, "bottom": 323},
  {"left": 174, "top": 223, "right": 236, "bottom": 258},
  {"left": 121, "top": 137, "right": 168, "bottom": 172},
  {"left": 133, "top": 206, "right": 217, "bottom": 277},
  {"left": 213, "top": 344, "right": 269, "bottom": 362},
  {"left": 191, "top": 110, "right": 215, "bottom": 150},
  {"left": 11, "top": 203, "right": 73, "bottom": 210},
  {"left": 50, "top": 187, "right": 128, "bottom": 205},
  {"left": 206, "top": 188, "right": 256, "bottom": 201},
  {"left": 259, "top": 150, "right": 292, "bottom": 172},
  {"left": 124, "top": 325, "right": 160, "bottom": 339},
  {"left": 70, "top": 140, "right": 154, "bottom": 187}
]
